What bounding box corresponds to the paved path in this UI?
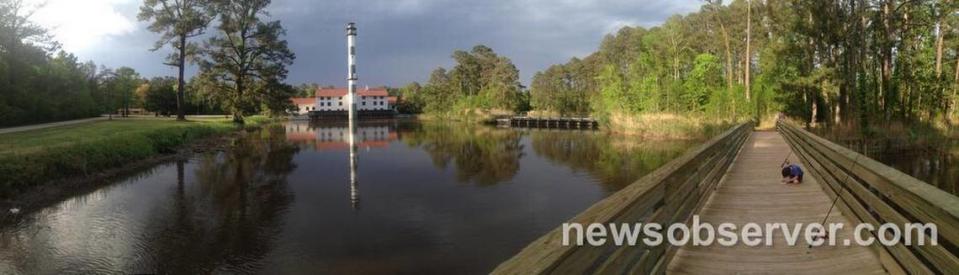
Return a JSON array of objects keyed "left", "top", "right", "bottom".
[
  {"left": 0, "top": 117, "right": 107, "bottom": 135},
  {"left": 667, "top": 131, "right": 886, "bottom": 274}
]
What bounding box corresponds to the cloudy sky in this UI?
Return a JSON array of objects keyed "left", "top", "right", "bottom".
[{"left": 29, "top": 0, "right": 702, "bottom": 87}]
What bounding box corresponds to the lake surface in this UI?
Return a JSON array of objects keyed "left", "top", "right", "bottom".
[
  {"left": 836, "top": 138, "right": 959, "bottom": 195},
  {"left": 0, "top": 120, "right": 698, "bottom": 274}
]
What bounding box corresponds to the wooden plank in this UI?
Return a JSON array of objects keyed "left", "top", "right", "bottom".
[
  {"left": 782, "top": 125, "right": 959, "bottom": 271},
  {"left": 780, "top": 126, "right": 930, "bottom": 274},
  {"left": 667, "top": 131, "right": 887, "bottom": 274},
  {"left": 492, "top": 124, "right": 749, "bottom": 275},
  {"left": 782, "top": 123, "right": 959, "bottom": 248},
  {"left": 779, "top": 126, "right": 907, "bottom": 274}
]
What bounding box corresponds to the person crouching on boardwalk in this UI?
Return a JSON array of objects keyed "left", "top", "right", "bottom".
[{"left": 781, "top": 163, "right": 804, "bottom": 184}]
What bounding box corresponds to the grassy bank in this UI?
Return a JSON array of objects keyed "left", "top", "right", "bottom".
[
  {"left": 603, "top": 112, "right": 741, "bottom": 140},
  {"left": 0, "top": 116, "right": 274, "bottom": 193}
]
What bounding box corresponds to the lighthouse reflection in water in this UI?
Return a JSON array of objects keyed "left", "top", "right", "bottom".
[{"left": 285, "top": 121, "right": 399, "bottom": 209}]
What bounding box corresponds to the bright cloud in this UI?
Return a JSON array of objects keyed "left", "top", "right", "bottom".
[{"left": 29, "top": 0, "right": 137, "bottom": 53}]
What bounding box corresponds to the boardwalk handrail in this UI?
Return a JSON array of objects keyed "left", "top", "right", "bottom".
[
  {"left": 492, "top": 123, "right": 751, "bottom": 274},
  {"left": 778, "top": 121, "right": 959, "bottom": 274}
]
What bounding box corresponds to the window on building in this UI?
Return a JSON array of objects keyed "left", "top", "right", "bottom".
[
  {"left": 362, "top": 102, "right": 366, "bottom": 106},
  {"left": 339, "top": 102, "right": 343, "bottom": 106}
]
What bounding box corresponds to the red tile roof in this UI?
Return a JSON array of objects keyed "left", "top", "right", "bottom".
[
  {"left": 291, "top": 97, "right": 315, "bottom": 105},
  {"left": 315, "top": 87, "right": 389, "bottom": 97},
  {"left": 387, "top": 96, "right": 398, "bottom": 104}
]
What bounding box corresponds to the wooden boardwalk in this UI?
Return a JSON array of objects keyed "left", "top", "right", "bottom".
[{"left": 667, "top": 131, "right": 886, "bottom": 274}]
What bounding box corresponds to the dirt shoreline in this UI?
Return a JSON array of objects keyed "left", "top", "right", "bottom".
[{"left": 0, "top": 127, "right": 252, "bottom": 225}]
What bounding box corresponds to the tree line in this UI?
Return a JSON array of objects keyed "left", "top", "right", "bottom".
[
  {"left": 137, "top": 0, "right": 296, "bottom": 123},
  {"left": 528, "top": 0, "right": 959, "bottom": 129},
  {"left": 394, "top": 45, "right": 528, "bottom": 117},
  {"left": 0, "top": 0, "right": 295, "bottom": 127}
]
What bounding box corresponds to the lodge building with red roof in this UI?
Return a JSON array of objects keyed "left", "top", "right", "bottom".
[{"left": 289, "top": 86, "right": 398, "bottom": 116}]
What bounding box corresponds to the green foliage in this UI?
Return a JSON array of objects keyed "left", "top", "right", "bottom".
[
  {"left": 529, "top": 0, "right": 959, "bottom": 129},
  {"left": 0, "top": 47, "right": 104, "bottom": 127},
  {"left": 140, "top": 0, "right": 298, "bottom": 120},
  {"left": 413, "top": 45, "right": 524, "bottom": 117},
  {"left": 100, "top": 66, "right": 145, "bottom": 116},
  {"left": 395, "top": 82, "right": 425, "bottom": 114},
  {"left": 593, "top": 65, "right": 627, "bottom": 118},
  {"left": 684, "top": 53, "right": 722, "bottom": 112},
  {"left": 143, "top": 77, "right": 180, "bottom": 115},
  {"left": 198, "top": 0, "right": 295, "bottom": 124},
  {"left": 257, "top": 80, "right": 298, "bottom": 117},
  {"left": 139, "top": 0, "right": 214, "bottom": 120}
]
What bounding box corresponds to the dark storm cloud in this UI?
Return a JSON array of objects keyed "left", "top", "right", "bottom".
[{"left": 82, "top": 0, "right": 702, "bottom": 87}]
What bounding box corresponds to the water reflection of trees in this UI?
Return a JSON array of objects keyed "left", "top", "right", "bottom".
[
  {"left": 876, "top": 147, "right": 958, "bottom": 195},
  {"left": 140, "top": 125, "right": 299, "bottom": 273},
  {"left": 402, "top": 123, "right": 523, "bottom": 185},
  {"left": 831, "top": 136, "right": 959, "bottom": 195},
  {"left": 530, "top": 130, "right": 694, "bottom": 193}
]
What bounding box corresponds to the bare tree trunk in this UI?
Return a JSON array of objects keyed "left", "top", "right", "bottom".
[
  {"left": 234, "top": 76, "right": 245, "bottom": 124},
  {"left": 176, "top": 34, "right": 187, "bottom": 121},
  {"left": 953, "top": 55, "right": 959, "bottom": 119},
  {"left": 811, "top": 95, "right": 818, "bottom": 127},
  {"left": 720, "top": 23, "right": 733, "bottom": 91},
  {"left": 881, "top": 1, "right": 894, "bottom": 119},
  {"left": 745, "top": 0, "right": 752, "bottom": 101},
  {"left": 935, "top": 24, "right": 944, "bottom": 78}
]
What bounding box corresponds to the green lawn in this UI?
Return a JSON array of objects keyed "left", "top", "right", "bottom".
[
  {"left": 0, "top": 118, "right": 234, "bottom": 156},
  {"left": 0, "top": 116, "right": 274, "bottom": 190}
]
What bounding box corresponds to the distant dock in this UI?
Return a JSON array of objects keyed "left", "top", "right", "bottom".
[{"left": 496, "top": 117, "right": 598, "bottom": 129}]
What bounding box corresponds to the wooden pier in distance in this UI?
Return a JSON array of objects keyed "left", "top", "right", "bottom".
[{"left": 497, "top": 117, "right": 598, "bottom": 129}]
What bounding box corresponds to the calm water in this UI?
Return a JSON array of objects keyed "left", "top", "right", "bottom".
[
  {"left": 837, "top": 138, "right": 959, "bottom": 195},
  {"left": 0, "top": 120, "right": 697, "bottom": 274}
]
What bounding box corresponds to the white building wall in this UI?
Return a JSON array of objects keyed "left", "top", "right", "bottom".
[
  {"left": 356, "top": 95, "right": 390, "bottom": 111},
  {"left": 315, "top": 96, "right": 347, "bottom": 111},
  {"left": 294, "top": 104, "right": 315, "bottom": 115},
  {"left": 314, "top": 95, "right": 390, "bottom": 111}
]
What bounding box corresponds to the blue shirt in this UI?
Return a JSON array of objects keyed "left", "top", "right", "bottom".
[{"left": 788, "top": 164, "right": 803, "bottom": 177}]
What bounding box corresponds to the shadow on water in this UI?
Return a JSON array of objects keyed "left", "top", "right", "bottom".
[{"left": 139, "top": 125, "right": 299, "bottom": 273}]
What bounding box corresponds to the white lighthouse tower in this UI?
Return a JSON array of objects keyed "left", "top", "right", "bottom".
[{"left": 346, "top": 22, "right": 360, "bottom": 209}]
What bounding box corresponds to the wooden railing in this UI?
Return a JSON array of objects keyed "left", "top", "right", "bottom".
[
  {"left": 492, "top": 123, "right": 751, "bottom": 274},
  {"left": 778, "top": 121, "right": 959, "bottom": 274}
]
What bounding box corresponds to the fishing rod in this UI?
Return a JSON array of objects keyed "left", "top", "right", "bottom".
[
  {"left": 781, "top": 151, "right": 792, "bottom": 167},
  {"left": 806, "top": 152, "right": 865, "bottom": 252}
]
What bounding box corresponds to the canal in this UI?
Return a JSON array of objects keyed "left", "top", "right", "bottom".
[{"left": 0, "top": 120, "right": 703, "bottom": 274}]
